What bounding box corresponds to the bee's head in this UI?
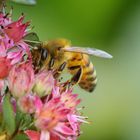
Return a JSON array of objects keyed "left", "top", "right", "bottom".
[{"left": 45, "top": 38, "right": 71, "bottom": 57}]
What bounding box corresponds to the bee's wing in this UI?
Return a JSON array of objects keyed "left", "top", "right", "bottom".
[
  {"left": 63, "top": 46, "right": 113, "bottom": 59},
  {"left": 11, "top": 0, "right": 36, "bottom": 5}
]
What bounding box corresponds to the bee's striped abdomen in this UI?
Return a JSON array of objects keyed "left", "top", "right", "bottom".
[
  {"left": 79, "top": 56, "right": 97, "bottom": 92},
  {"left": 67, "top": 53, "right": 97, "bottom": 92}
]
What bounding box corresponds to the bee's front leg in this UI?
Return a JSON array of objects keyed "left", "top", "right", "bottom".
[{"left": 48, "top": 58, "right": 55, "bottom": 70}]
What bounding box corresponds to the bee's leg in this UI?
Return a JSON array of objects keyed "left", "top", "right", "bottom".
[
  {"left": 48, "top": 58, "right": 55, "bottom": 70},
  {"left": 68, "top": 66, "right": 82, "bottom": 87},
  {"left": 53, "top": 62, "right": 67, "bottom": 79},
  {"left": 62, "top": 66, "right": 82, "bottom": 91}
]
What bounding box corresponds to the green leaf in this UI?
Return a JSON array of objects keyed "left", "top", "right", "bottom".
[
  {"left": 2, "top": 94, "right": 16, "bottom": 136},
  {"left": 15, "top": 111, "right": 23, "bottom": 129},
  {"left": 13, "top": 133, "right": 28, "bottom": 140},
  {"left": 19, "top": 114, "right": 33, "bottom": 131},
  {"left": 23, "top": 32, "right": 39, "bottom": 42},
  {"left": 23, "top": 32, "right": 41, "bottom": 48},
  {"left": 0, "top": 113, "right": 5, "bottom": 133}
]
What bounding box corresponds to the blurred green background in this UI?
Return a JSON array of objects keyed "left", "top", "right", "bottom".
[{"left": 7, "top": 0, "right": 140, "bottom": 139}]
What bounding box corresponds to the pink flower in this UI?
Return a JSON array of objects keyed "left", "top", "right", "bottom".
[
  {"left": 18, "top": 94, "right": 40, "bottom": 114},
  {"left": 25, "top": 130, "right": 60, "bottom": 140},
  {"left": 6, "top": 42, "right": 30, "bottom": 65},
  {"left": 0, "top": 39, "right": 8, "bottom": 57},
  {"left": 4, "top": 16, "right": 30, "bottom": 42},
  {"left": 0, "top": 57, "right": 11, "bottom": 79},
  {"left": 34, "top": 97, "right": 71, "bottom": 131},
  {"left": 0, "top": 37, "right": 21, "bottom": 65},
  {"left": 67, "top": 114, "right": 89, "bottom": 137},
  {"left": 23, "top": 84, "right": 87, "bottom": 140},
  {"left": 32, "top": 89, "right": 86, "bottom": 140},
  {"left": 52, "top": 87, "right": 81, "bottom": 111},
  {"left": 33, "top": 70, "right": 55, "bottom": 97},
  {"left": 25, "top": 130, "right": 40, "bottom": 140},
  {"left": 0, "top": 12, "right": 11, "bottom": 26},
  {"left": 0, "top": 38, "right": 30, "bottom": 65},
  {"left": 8, "top": 62, "right": 34, "bottom": 98},
  {"left": 34, "top": 96, "right": 77, "bottom": 139},
  {"left": 0, "top": 10, "right": 31, "bottom": 65},
  {"left": 61, "top": 92, "right": 81, "bottom": 110}
]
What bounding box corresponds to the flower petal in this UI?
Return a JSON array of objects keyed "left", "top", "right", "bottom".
[
  {"left": 54, "top": 122, "right": 75, "bottom": 135},
  {"left": 25, "top": 130, "right": 40, "bottom": 140},
  {"left": 40, "top": 130, "right": 50, "bottom": 140}
]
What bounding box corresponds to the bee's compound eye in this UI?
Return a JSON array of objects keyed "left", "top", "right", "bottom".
[
  {"left": 57, "top": 47, "right": 62, "bottom": 51},
  {"left": 41, "top": 48, "right": 48, "bottom": 60}
]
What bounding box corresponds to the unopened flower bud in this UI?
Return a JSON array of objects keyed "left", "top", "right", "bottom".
[
  {"left": 33, "top": 70, "right": 55, "bottom": 97},
  {"left": 8, "top": 62, "right": 34, "bottom": 98},
  {"left": 18, "top": 94, "right": 39, "bottom": 114}
]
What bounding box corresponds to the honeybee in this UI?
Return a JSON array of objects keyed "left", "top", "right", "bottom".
[{"left": 24, "top": 33, "right": 112, "bottom": 92}]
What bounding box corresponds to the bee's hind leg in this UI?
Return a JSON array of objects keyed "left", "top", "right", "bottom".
[
  {"left": 62, "top": 66, "right": 82, "bottom": 91},
  {"left": 69, "top": 66, "right": 82, "bottom": 86}
]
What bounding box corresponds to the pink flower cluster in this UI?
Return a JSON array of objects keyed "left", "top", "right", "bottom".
[
  {"left": 0, "top": 9, "right": 30, "bottom": 79},
  {"left": 25, "top": 87, "right": 87, "bottom": 140},
  {"left": 0, "top": 8, "right": 88, "bottom": 140}
]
